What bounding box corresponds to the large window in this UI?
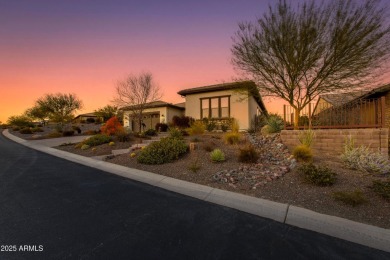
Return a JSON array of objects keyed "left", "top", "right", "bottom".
[{"left": 200, "top": 96, "right": 230, "bottom": 118}]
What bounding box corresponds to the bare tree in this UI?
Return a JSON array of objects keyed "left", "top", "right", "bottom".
[
  {"left": 232, "top": 0, "right": 390, "bottom": 128},
  {"left": 113, "top": 72, "right": 162, "bottom": 132}
]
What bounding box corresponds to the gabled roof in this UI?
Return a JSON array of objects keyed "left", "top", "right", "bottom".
[
  {"left": 73, "top": 112, "right": 99, "bottom": 119},
  {"left": 177, "top": 81, "right": 267, "bottom": 114},
  {"left": 320, "top": 91, "right": 367, "bottom": 107},
  {"left": 120, "top": 100, "right": 185, "bottom": 111},
  {"left": 319, "top": 83, "right": 390, "bottom": 107}
]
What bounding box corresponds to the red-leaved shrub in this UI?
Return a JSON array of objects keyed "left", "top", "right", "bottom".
[{"left": 101, "top": 116, "right": 123, "bottom": 135}]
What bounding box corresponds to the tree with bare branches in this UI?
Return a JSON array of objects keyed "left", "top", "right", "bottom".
[
  {"left": 232, "top": 0, "right": 390, "bottom": 128},
  {"left": 113, "top": 72, "right": 162, "bottom": 132}
]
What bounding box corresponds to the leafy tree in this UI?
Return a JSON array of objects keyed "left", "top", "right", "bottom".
[
  {"left": 232, "top": 0, "right": 390, "bottom": 128},
  {"left": 113, "top": 72, "right": 162, "bottom": 133},
  {"left": 37, "top": 93, "right": 83, "bottom": 125},
  {"left": 25, "top": 105, "right": 49, "bottom": 125},
  {"left": 7, "top": 115, "right": 34, "bottom": 127},
  {"left": 94, "top": 105, "right": 118, "bottom": 122}
]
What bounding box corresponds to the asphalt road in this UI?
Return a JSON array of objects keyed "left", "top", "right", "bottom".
[{"left": 0, "top": 132, "right": 389, "bottom": 260}]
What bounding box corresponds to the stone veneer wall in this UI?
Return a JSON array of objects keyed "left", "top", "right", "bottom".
[{"left": 280, "top": 128, "right": 389, "bottom": 157}]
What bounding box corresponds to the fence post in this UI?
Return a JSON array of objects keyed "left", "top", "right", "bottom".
[
  {"left": 283, "top": 105, "right": 286, "bottom": 129},
  {"left": 381, "top": 96, "right": 386, "bottom": 128}
]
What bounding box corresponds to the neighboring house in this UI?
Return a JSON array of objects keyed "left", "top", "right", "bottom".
[
  {"left": 73, "top": 113, "right": 103, "bottom": 124},
  {"left": 312, "top": 84, "right": 390, "bottom": 128},
  {"left": 122, "top": 101, "right": 185, "bottom": 132},
  {"left": 177, "top": 81, "right": 267, "bottom": 130}
]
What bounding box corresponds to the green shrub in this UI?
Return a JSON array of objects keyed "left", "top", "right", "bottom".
[
  {"left": 81, "top": 144, "right": 90, "bottom": 150},
  {"left": 19, "top": 127, "right": 33, "bottom": 134},
  {"left": 298, "top": 129, "right": 316, "bottom": 148},
  {"left": 265, "top": 113, "right": 284, "bottom": 133},
  {"left": 221, "top": 123, "right": 229, "bottom": 132},
  {"left": 109, "top": 141, "right": 115, "bottom": 146},
  {"left": 137, "top": 137, "right": 188, "bottom": 164},
  {"left": 293, "top": 145, "right": 313, "bottom": 162},
  {"left": 298, "top": 163, "right": 337, "bottom": 186},
  {"left": 172, "top": 115, "right": 193, "bottom": 128},
  {"left": 83, "top": 134, "right": 112, "bottom": 146},
  {"left": 12, "top": 126, "right": 20, "bottom": 131},
  {"left": 169, "top": 128, "right": 183, "bottom": 139},
  {"left": 72, "top": 126, "right": 82, "bottom": 134},
  {"left": 210, "top": 149, "right": 225, "bottom": 162},
  {"left": 333, "top": 190, "right": 366, "bottom": 207},
  {"left": 62, "top": 130, "right": 75, "bottom": 137},
  {"left": 31, "top": 127, "right": 44, "bottom": 133},
  {"left": 203, "top": 141, "right": 216, "bottom": 152},
  {"left": 238, "top": 145, "right": 259, "bottom": 163},
  {"left": 371, "top": 179, "right": 390, "bottom": 200},
  {"left": 155, "top": 123, "right": 169, "bottom": 132},
  {"left": 188, "top": 120, "right": 205, "bottom": 135},
  {"left": 144, "top": 128, "right": 157, "bottom": 136},
  {"left": 115, "top": 130, "right": 133, "bottom": 142},
  {"left": 203, "top": 119, "right": 217, "bottom": 132},
  {"left": 7, "top": 115, "right": 34, "bottom": 128},
  {"left": 224, "top": 132, "right": 240, "bottom": 145},
  {"left": 340, "top": 136, "right": 390, "bottom": 175}
]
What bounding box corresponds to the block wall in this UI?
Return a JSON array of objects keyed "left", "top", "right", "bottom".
[{"left": 280, "top": 128, "right": 389, "bottom": 157}]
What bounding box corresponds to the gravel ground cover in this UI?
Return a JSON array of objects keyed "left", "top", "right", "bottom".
[{"left": 51, "top": 131, "right": 390, "bottom": 229}]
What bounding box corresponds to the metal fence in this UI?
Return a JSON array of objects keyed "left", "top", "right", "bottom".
[{"left": 283, "top": 96, "right": 385, "bottom": 129}]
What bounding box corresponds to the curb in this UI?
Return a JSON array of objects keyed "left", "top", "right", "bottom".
[{"left": 3, "top": 129, "right": 390, "bottom": 253}]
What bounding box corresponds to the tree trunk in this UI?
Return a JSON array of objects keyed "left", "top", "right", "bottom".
[{"left": 294, "top": 107, "right": 300, "bottom": 130}]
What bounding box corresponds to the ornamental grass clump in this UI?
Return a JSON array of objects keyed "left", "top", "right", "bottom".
[
  {"left": 298, "top": 163, "right": 337, "bottom": 186},
  {"left": 137, "top": 137, "right": 188, "bottom": 165},
  {"left": 292, "top": 145, "right": 313, "bottom": 163},
  {"left": 188, "top": 120, "right": 205, "bottom": 135},
  {"left": 340, "top": 136, "right": 390, "bottom": 175},
  {"left": 224, "top": 132, "right": 240, "bottom": 145},
  {"left": 210, "top": 149, "right": 225, "bottom": 162},
  {"left": 298, "top": 128, "right": 316, "bottom": 148}
]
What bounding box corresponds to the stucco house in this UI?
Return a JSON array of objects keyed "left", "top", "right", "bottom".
[
  {"left": 120, "top": 81, "right": 267, "bottom": 131},
  {"left": 177, "top": 81, "right": 267, "bottom": 130},
  {"left": 122, "top": 101, "right": 184, "bottom": 132},
  {"left": 73, "top": 113, "right": 103, "bottom": 123}
]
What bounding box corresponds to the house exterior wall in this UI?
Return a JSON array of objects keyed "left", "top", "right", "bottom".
[
  {"left": 184, "top": 89, "right": 251, "bottom": 130},
  {"left": 166, "top": 107, "right": 185, "bottom": 124},
  {"left": 281, "top": 128, "right": 388, "bottom": 157},
  {"left": 248, "top": 96, "right": 260, "bottom": 129},
  {"left": 123, "top": 106, "right": 183, "bottom": 131}
]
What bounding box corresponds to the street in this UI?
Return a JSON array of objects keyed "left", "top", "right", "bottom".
[{"left": 0, "top": 132, "right": 389, "bottom": 259}]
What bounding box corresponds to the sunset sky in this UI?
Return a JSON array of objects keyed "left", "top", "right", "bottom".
[{"left": 1, "top": 0, "right": 291, "bottom": 123}]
